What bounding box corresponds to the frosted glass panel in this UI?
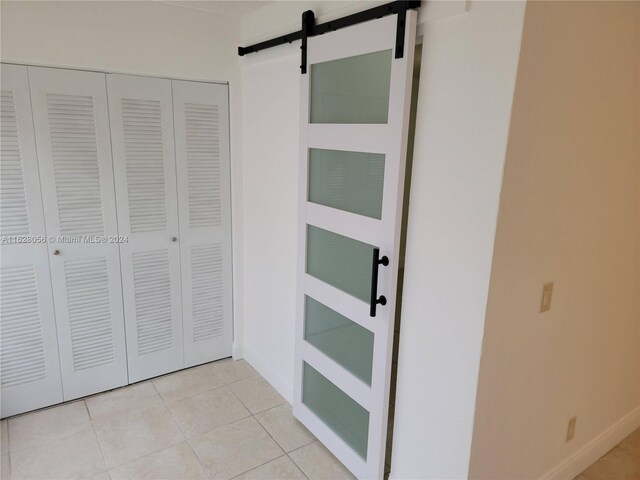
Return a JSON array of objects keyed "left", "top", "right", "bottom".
[
  {"left": 308, "top": 149, "right": 385, "bottom": 219},
  {"left": 310, "top": 50, "right": 392, "bottom": 124},
  {"left": 306, "top": 225, "right": 373, "bottom": 302},
  {"left": 303, "top": 362, "right": 370, "bottom": 459},
  {"left": 305, "top": 296, "right": 374, "bottom": 385}
]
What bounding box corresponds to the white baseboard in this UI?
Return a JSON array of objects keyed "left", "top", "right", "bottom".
[
  {"left": 540, "top": 405, "right": 640, "bottom": 480},
  {"left": 232, "top": 341, "right": 244, "bottom": 360},
  {"left": 243, "top": 345, "right": 294, "bottom": 404},
  {"left": 389, "top": 406, "right": 640, "bottom": 480}
]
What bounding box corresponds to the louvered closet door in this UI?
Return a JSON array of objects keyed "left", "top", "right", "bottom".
[
  {"left": 28, "top": 67, "right": 128, "bottom": 400},
  {"left": 107, "top": 74, "right": 183, "bottom": 382},
  {"left": 173, "top": 80, "right": 232, "bottom": 367},
  {"left": 0, "top": 64, "right": 64, "bottom": 417}
]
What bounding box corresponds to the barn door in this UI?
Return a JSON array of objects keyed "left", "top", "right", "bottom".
[
  {"left": 172, "top": 80, "right": 233, "bottom": 367},
  {"left": 107, "top": 74, "right": 184, "bottom": 383},
  {"left": 0, "top": 64, "right": 64, "bottom": 417},
  {"left": 29, "top": 66, "right": 128, "bottom": 400},
  {"left": 294, "top": 12, "right": 417, "bottom": 479}
]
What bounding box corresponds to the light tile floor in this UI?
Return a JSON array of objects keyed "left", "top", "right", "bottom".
[
  {"left": 575, "top": 427, "right": 640, "bottom": 480},
  {"left": 0, "top": 359, "right": 355, "bottom": 480},
  {"left": 2, "top": 358, "right": 636, "bottom": 480}
]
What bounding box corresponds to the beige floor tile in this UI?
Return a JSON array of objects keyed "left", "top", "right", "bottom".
[
  {"left": 255, "top": 404, "right": 315, "bottom": 452},
  {"left": 191, "top": 417, "right": 283, "bottom": 480},
  {"left": 8, "top": 401, "right": 90, "bottom": 452},
  {"left": 1, "top": 455, "right": 9, "bottom": 480},
  {"left": 153, "top": 363, "right": 224, "bottom": 405},
  {"left": 10, "top": 429, "right": 105, "bottom": 480},
  {"left": 233, "top": 456, "right": 307, "bottom": 480},
  {"left": 86, "top": 382, "right": 164, "bottom": 425},
  {"left": 94, "top": 404, "right": 184, "bottom": 468},
  {"left": 573, "top": 475, "right": 589, "bottom": 480},
  {"left": 109, "top": 442, "right": 207, "bottom": 480},
  {"left": 289, "top": 442, "right": 355, "bottom": 480},
  {"left": 169, "top": 386, "right": 250, "bottom": 438},
  {"left": 1, "top": 421, "right": 7, "bottom": 456},
  {"left": 618, "top": 428, "right": 640, "bottom": 460},
  {"left": 228, "top": 376, "right": 285, "bottom": 414},
  {"left": 581, "top": 446, "right": 640, "bottom": 480},
  {"left": 91, "top": 472, "right": 111, "bottom": 480},
  {"left": 211, "top": 359, "right": 258, "bottom": 385}
]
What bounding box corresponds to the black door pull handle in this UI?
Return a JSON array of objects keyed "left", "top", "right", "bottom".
[{"left": 370, "top": 247, "right": 389, "bottom": 317}]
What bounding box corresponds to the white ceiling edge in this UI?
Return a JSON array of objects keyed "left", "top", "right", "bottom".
[{"left": 161, "top": 1, "right": 272, "bottom": 18}]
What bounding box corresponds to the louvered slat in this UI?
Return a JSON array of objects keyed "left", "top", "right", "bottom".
[
  {"left": 0, "top": 91, "right": 31, "bottom": 236},
  {"left": 0, "top": 266, "right": 47, "bottom": 388},
  {"left": 46, "top": 93, "right": 105, "bottom": 236},
  {"left": 132, "top": 249, "right": 173, "bottom": 355},
  {"left": 190, "top": 244, "right": 224, "bottom": 341},
  {"left": 122, "top": 98, "right": 168, "bottom": 233},
  {"left": 64, "top": 258, "right": 115, "bottom": 371},
  {"left": 185, "top": 103, "right": 221, "bottom": 228}
]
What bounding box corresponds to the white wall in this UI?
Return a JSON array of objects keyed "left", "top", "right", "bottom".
[
  {"left": 0, "top": 0, "right": 247, "bottom": 349},
  {"left": 0, "top": 1, "right": 239, "bottom": 80},
  {"left": 469, "top": 2, "right": 640, "bottom": 479},
  {"left": 389, "top": 2, "right": 525, "bottom": 478},
  {"left": 239, "top": 2, "right": 525, "bottom": 478},
  {"left": 240, "top": 0, "right": 467, "bottom": 45},
  {"left": 239, "top": 49, "right": 301, "bottom": 397}
]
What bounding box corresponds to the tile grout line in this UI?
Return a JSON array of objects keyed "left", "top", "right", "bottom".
[
  {"left": 151, "top": 379, "right": 212, "bottom": 480},
  {"left": 226, "top": 453, "right": 290, "bottom": 480},
  {"left": 155, "top": 359, "right": 258, "bottom": 406},
  {"left": 252, "top": 406, "right": 316, "bottom": 456},
  {"left": 223, "top": 378, "right": 313, "bottom": 480},
  {"left": 85, "top": 399, "right": 112, "bottom": 477},
  {"left": 82, "top": 400, "right": 111, "bottom": 477},
  {"left": 223, "top": 379, "right": 291, "bottom": 476},
  {"left": 91, "top": 383, "right": 186, "bottom": 472},
  {"left": 286, "top": 444, "right": 315, "bottom": 480},
  {"left": 251, "top": 402, "right": 316, "bottom": 478},
  {"left": 250, "top": 400, "right": 312, "bottom": 479},
  {"left": 205, "top": 370, "right": 313, "bottom": 480},
  {"left": 5, "top": 400, "right": 95, "bottom": 455},
  {"left": 90, "top": 362, "right": 260, "bottom": 477},
  {"left": 286, "top": 452, "right": 311, "bottom": 480}
]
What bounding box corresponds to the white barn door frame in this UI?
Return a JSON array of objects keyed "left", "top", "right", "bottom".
[{"left": 294, "top": 11, "right": 417, "bottom": 480}]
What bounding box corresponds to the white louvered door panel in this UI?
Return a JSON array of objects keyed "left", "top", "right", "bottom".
[
  {"left": 173, "top": 80, "right": 232, "bottom": 367},
  {"left": 107, "top": 74, "right": 183, "bottom": 382},
  {"left": 0, "top": 64, "right": 64, "bottom": 417},
  {"left": 28, "top": 66, "right": 128, "bottom": 400}
]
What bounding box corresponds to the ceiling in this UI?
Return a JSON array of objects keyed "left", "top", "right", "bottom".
[{"left": 161, "top": 1, "right": 271, "bottom": 17}]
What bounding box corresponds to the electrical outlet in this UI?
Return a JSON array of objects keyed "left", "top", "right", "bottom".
[
  {"left": 566, "top": 416, "right": 577, "bottom": 442},
  {"left": 540, "top": 282, "right": 554, "bottom": 313}
]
